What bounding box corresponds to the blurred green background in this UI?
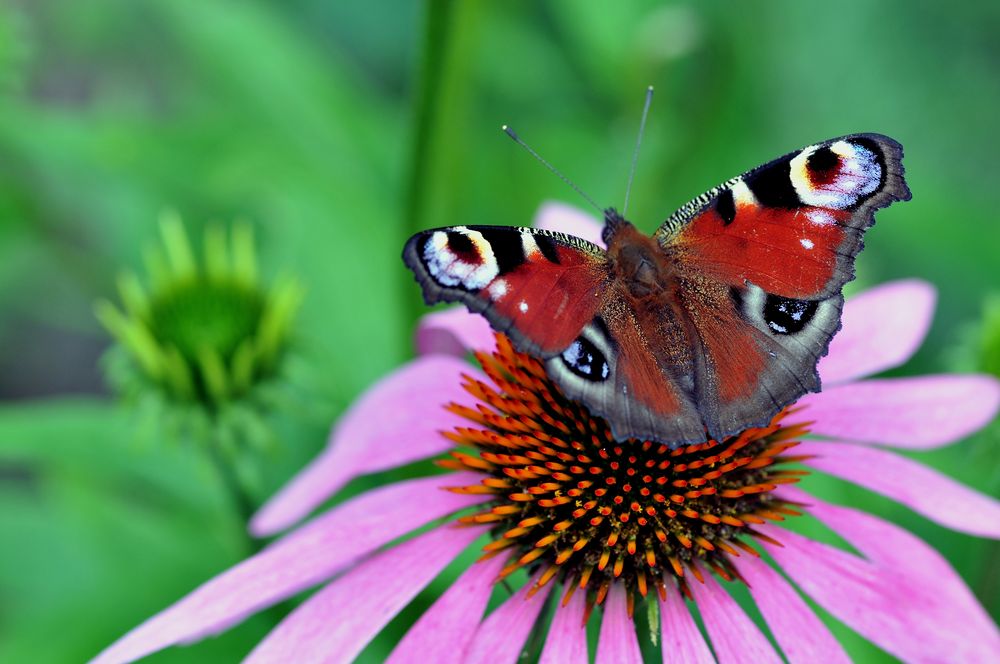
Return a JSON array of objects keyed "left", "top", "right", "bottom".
[{"left": 1, "top": 1, "right": 998, "bottom": 662}]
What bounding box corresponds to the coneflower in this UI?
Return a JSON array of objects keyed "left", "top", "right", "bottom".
[{"left": 93, "top": 204, "right": 1000, "bottom": 664}]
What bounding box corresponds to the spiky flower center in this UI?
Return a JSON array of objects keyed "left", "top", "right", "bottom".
[{"left": 443, "top": 336, "right": 809, "bottom": 614}]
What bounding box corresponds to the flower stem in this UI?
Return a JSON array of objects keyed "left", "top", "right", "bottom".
[{"left": 206, "top": 434, "right": 262, "bottom": 554}]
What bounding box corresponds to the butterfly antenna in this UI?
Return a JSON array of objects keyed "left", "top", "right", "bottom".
[
  {"left": 502, "top": 125, "right": 602, "bottom": 214},
  {"left": 623, "top": 85, "right": 654, "bottom": 217}
]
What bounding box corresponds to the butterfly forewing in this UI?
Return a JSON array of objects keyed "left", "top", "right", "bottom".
[
  {"left": 402, "top": 225, "right": 609, "bottom": 357},
  {"left": 658, "top": 133, "right": 910, "bottom": 300}
]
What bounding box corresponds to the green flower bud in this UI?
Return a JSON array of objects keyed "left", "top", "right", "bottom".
[{"left": 97, "top": 211, "right": 304, "bottom": 429}]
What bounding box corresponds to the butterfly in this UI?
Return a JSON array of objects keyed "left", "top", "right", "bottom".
[{"left": 403, "top": 134, "right": 910, "bottom": 445}]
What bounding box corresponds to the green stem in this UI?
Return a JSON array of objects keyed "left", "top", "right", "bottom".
[
  {"left": 402, "top": 0, "right": 457, "bottom": 329},
  {"left": 206, "top": 434, "right": 262, "bottom": 554},
  {"left": 205, "top": 429, "right": 303, "bottom": 631},
  {"left": 205, "top": 437, "right": 300, "bottom": 627}
]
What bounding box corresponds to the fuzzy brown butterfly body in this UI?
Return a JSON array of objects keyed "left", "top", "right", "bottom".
[{"left": 403, "top": 133, "right": 910, "bottom": 445}]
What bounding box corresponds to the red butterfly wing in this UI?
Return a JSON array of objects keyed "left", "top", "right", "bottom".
[
  {"left": 659, "top": 134, "right": 910, "bottom": 299},
  {"left": 653, "top": 134, "right": 909, "bottom": 440},
  {"left": 403, "top": 226, "right": 609, "bottom": 357},
  {"left": 543, "top": 293, "right": 706, "bottom": 444}
]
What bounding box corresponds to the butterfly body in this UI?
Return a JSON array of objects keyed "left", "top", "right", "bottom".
[
  {"left": 404, "top": 134, "right": 910, "bottom": 445},
  {"left": 605, "top": 215, "right": 674, "bottom": 298}
]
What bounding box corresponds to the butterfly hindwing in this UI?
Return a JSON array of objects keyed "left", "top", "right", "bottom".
[
  {"left": 543, "top": 296, "right": 707, "bottom": 444},
  {"left": 403, "top": 225, "right": 609, "bottom": 356},
  {"left": 674, "top": 275, "right": 846, "bottom": 439}
]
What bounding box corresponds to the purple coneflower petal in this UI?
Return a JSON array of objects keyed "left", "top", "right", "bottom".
[
  {"left": 533, "top": 201, "right": 606, "bottom": 247},
  {"left": 386, "top": 555, "right": 506, "bottom": 664},
  {"left": 539, "top": 592, "right": 589, "bottom": 664},
  {"left": 760, "top": 526, "right": 910, "bottom": 661},
  {"left": 794, "top": 374, "right": 1000, "bottom": 449},
  {"left": 245, "top": 524, "right": 486, "bottom": 663},
  {"left": 687, "top": 571, "right": 782, "bottom": 664},
  {"left": 759, "top": 507, "right": 1000, "bottom": 663},
  {"left": 465, "top": 574, "right": 552, "bottom": 664},
  {"left": 416, "top": 307, "right": 496, "bottom": 357},
  {"left": 735, "top": 556, "right": 849, "bottom": 664},
  {"left": 596, "top": 585, "right": 643, "bottom": 664},
  {"left": 660, "top": 589, "right": 714, "bottom": 664},
  {"left": 776, "top": 485, "right": 999, "bottom": 650},
  {"left": 251, "top": 355, "right": 483, "bottom": 536},
  {"left": 798, "top": 440, "right": 1000, "bottom": 537},
  {"left": 91, "top": 474, "right": 485, "bottom": 664},
  {"left": 818, "top": 279, "right": 935, "bottom": 385}
]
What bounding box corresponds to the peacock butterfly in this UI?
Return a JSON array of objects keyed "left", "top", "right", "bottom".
[{"left": 403, "top": 133, "right": 910, "bottom": 445}]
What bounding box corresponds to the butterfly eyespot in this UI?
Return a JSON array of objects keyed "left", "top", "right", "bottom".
[
  {"left": 789, "top": 140, "right": 884, "bottom": 209},
  {"left": 561, "top": 337, "right": 610, "bottom": 382},
  {"left": 421, "top": 228, "right": 500, "bottom": 291},
  {"left": 763, "top": 295, "right": 819, "bottom": 335}
]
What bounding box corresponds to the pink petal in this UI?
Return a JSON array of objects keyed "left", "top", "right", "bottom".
[
  {"left": 596, "top": 585, "right": 642, "bottom": 664},
  {"left": 793, "top": 374, "right": 1000, "bottom": 449},
  {"left": 251, "top": 355, "right": 482, "bottom": 536},
  {"left": 91, "top": 474, "right": 485, "bottom": 664},
  {"left": 759, "top": 508, "right": 1000, "bottom": 663},
  {"left": 758, "top": 527, "right": 905, "bottom": 659},
  {"left": 778, "top": 484, "right": 997, "bottom": 629},
  {"left": 798, "top": 440, "right": 1000, "bottom": 537},
  {"left": 687, "top": 572, "right": 781, "bottom": 664},
  {"left": 819, "top": 279, "right": 936, "bottom": 385},
  {"left": 734, "top": 556, "right": 849, "bottom": 664},
  {"left": 246, "top": 524, "right": 486, "bottom": 663},
  {"left": 415, "top": 307, "right": 496, "bottom": 356},
  {"left": 532, "top": 201, "right": 605, "bottom": 247},
  {"left": 539, "top": 592, "right": 588, "bottom": 664},
  {"left": 660, "top": 588, "right": 714, "bottom": 664},
  {"left": 386, "top": 555, "right": 505, "bottom": 664},
  {"left": 465, "top": 575, "right": 552, "bottom": 664}
]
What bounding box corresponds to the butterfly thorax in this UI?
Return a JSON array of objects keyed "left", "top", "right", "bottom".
[{"left": 604, "top": 211, "right": 675, "bottom": 299}]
